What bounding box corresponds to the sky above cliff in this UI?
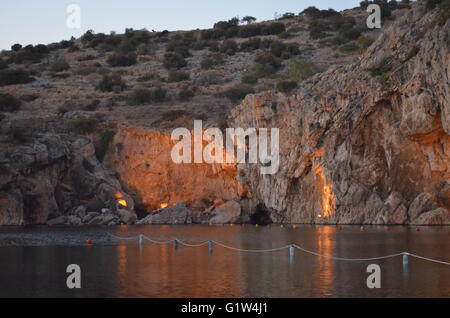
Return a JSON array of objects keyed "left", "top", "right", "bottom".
[{"left": 0, "top": 0, "right": 362, "bottom": 50}]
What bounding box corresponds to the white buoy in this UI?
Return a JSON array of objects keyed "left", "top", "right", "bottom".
[
  {"left": 174, "top": 239, "right": 178, "bottom": 250},
  {"left": 403, "top": 253, "right": 409, "bottom": 266},
  {"left": 289, "top": 245, "right": 295, "bottom": 264},
  {"left": 208, "top": 241, "right": 213, "bottom": 255},
  {"left": 139, "top": 234, "right": 144, "bottom": 245}
]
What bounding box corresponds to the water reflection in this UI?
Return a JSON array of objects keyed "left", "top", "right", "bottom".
[{"left": 0, "top": 225, "right": 448, "bottom": 297}]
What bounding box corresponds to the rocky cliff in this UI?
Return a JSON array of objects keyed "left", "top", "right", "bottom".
[
  {"left": 104, "top": 125, "right": 249, "bottom": 211},
  {"left": 0, "top": 132, "right": 133, "bottom": 225},
  {"left": 230, "top": 4, "right": 450, "bottom": 225},
  {"left": 0, "top": 2, "right": 448, "bottom": 226}
]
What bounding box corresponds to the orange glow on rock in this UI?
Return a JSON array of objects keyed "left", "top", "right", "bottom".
[
  {"left": 160, "top": 203, "right": 169, "bottom": 209},
  {"left": 314, "top": 166, "right": 336, "bottom": 218},
  {"left": 118, "top": 200, "right": 127, "bottom": 207}
]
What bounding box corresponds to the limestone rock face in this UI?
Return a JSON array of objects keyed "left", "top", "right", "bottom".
[
  {"left": 0, "top": 134, "right": 134, "bottom": 225},
  {"left": 137, "top": 202, "right": 192, "bottom": 225},
  {"left": 117, "top": 209, "right": 137, "bottom": 225},
  {"left": 412, "top": 208, "right": 450, "bottom": 225},
  {"left": 229, "top": 6, "right": 450, "bottom": 225},
  {"left": 105, "top": 127, "right": 248, "bottom": 212},
  {"left": 209, "top": 201, "right": 242, "bottom": 224}
]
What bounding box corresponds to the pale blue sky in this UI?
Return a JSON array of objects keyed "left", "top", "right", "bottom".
[{"left": 0, "top": 0, "right": 361, "bottom": 50}]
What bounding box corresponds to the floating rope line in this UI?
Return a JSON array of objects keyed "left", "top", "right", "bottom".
[
  {"left": 292, "top": 244, "right": 405, "bottom": 262},
  {"left": 106, "top": 233, "right": 450, "bottom": 266},
  {"left": 408, "top": 253, "right": 450, "bottom": 266}
]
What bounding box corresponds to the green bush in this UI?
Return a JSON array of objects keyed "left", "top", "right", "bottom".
[
  {"left": 82, "top": 99, "right": 100, "bottom": 111},
  {"left": 200, "top": 54, "right": 225, "bottom": 69},
  {"left": 426, "top": 0, "right": 442, "bottom": 9},
  {"left": 50, "top": 56, "right": 70, "bottom": 72},
  {"left": 0, "top": 59, "right": 7, "bottom": 70},
  {"left": 239, "top": 25, "right": 263, "bottom": 38},
  {"left": 195, "top": 70, "right": 223, "bottom": 85},
  {"left": 277, "top": 80, "right": 298, "bottom": 93},
  {"left": 201, "top": 29, "right": 225, "bottom": 41},
  {"left": 11, "top": 44, "right": 22, "bottom": 52},
  {"left": 240, "top": 38, "right": 261, "bottom": 51},
  {"left": 178, "top": 88, "right": 195, "bottom": 101},
  {"left": 220, "top": 39, "right": 238, "bottom": 55},
  {"left": 252, "top": 52, "right": 281, "bottom": 77},
  {"left": 107, "top": 53, "right": 137, "bottom": 67},
  {"left": 0, "top": 69, "right": 34, "bottom": 86},
  {"left": 137, "top": 72, "right": 161, "bottom": 82},
  {"left": 309, "top": 21, "right": 328, "bottom": 39},
  {"left": 262, "top": 23, "right": 286, "bottom": 35},
  {"left": 280, "top": 12, "right": 296, "bottom": 20},
  {"left": 301, "top": 7, "right": 340, "bottom": 19},
  {"left": 437, "top": 0, "right": 450, "bottom": 25},
  {"left": 222, "top": 85, "right": 255, "bottom": 103},
  {"left": 0, "top": 93, "right": 21, "bottom": 112},
  {"left": 339, "top": 43, "right": 360, "bottom": 53},
  {"left": 12, "top": 44, "right": 49, "bottom": 64},
  {"left": 168, "top": 70, "right": 190, "bottom": 82},
  {"left": 96, "top": 73, "right": 126, "bottom": 92},
  {"left": 163, "top": 52, "right": 187, "bottom": 69},
  {"left": 404, "top": 46, "right": 420, "bottom": 62},
  {"left": 127, "top": 87, "right": 167, "bottom": 105},
  {"left": 241, "top": 16, "right": 257, "bottom": 24},
  {"left": 369, "top": 58, "right": 392, "bottom": 83},
  {"left": 357, "top": 36, "right": 375, "bottom": 50},
  {"left": 72, "top": 117, "right": 99, "bottom": 133},
  {"left": 286, "top": 59, "right": 318, "bottom": 83},
  {"left": 166, "top": 38, "right": 192, "bottom": 58},
  {"left": 241, "top": 74, "right": 258, "bottom": 84}
]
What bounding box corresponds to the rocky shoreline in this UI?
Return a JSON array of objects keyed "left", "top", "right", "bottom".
[{"left": 46, "top": 200, "right": 248, "bottom": 226}]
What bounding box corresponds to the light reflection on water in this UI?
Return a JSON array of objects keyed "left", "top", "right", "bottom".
[{"left": 0, "top": 225, "right": 448, "bottom": 298}]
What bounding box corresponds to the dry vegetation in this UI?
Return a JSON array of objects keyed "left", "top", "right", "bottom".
[{"left": 0, "top": 1, "right": 422, "bottom": 132}]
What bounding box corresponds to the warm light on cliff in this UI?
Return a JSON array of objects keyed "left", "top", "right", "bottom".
[
  {"left": 160, "top": 203, "right": 169, "bottom": 209},
  {"left": 322, "top": 183, "right": 335, "bottom": 217},
  {"left": 115, "top": 192, "right": 127, "bottom": 208},
  {"left": 314, "top": 166, "right": 336, "bottom": 217}
]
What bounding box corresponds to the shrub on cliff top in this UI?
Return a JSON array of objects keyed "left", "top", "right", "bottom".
[
  {"left": 50, "top": 56, "right": 70, "bottom": 72},
  {"left": 221, "top": 84, "right": 255, "bottom": 103},
  {"left": 220, "top": 39, "right": 238, "bottom": 55},
  {"left": 72, "top": 117, "right": 99, "bottom": 133},
  {"left": 286, "top": 58, "right": 318, "bottom": 83},
  {"left": 0, "top": 59, "right": 7, "bottom": 70},
  {"left": 252, "top": 52, "right": 281, "bottom": 77},
  {"left": 163, "top": 52, "right": 187, "bottom": 70},
  {"left": 262, "top": 22, "right": 286, "bottom": 35},
  {"left": 96, "top": 73, "right": 126, "bottom": 92},
  {"left": 127, "top": 87, "right": 167, "bottom": 105},
  {"left": 0, "top": 69, "right": 34, "bottom": 86},
  {"left": 107, "top": 53, "right": 137, "bottom": 67},
  {"left": 277, "top": 80, "right": 298, "bottom": 93},
  {"left": 168, "top": 70, "right": 190, "bottom": 83},
  {"left": 0, "top": 93, "right": 21, "bottom": 112},
  {"left": 178, "top": 88, "right": 195, "bottom": 101},
  {"left": 200, "top": 54, "right": 225, "bottom": 70}
]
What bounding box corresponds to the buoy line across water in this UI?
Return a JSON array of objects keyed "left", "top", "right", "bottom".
[{"left": 105, "top": 233, "right": 450, "bottom": 266}]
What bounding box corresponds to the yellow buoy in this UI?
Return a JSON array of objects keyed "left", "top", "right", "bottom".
[
  {"left": 292, "top": 225, "right": 297, "bottom": 229},
  {"left": 256, "top": 224, "right": 259, "bottom": 228},
  {"left": 280, "top": 225, "right": 285, "bottom": 228},
  {"left": 360, "top": 226, "right": 365, "bottom": 231}
]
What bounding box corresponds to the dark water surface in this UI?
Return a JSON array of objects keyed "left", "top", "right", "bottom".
[{"left": 0, "top": 225, "right": 448, "bottom": 298}]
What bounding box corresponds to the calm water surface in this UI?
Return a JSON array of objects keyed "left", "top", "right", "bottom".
[{"left": 0, "top": 225, "right": 448, "bottom": 298}]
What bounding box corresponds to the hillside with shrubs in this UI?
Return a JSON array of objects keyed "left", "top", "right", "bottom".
[{"left": 0, "top": 1, "right": 425, "bottom": 139}]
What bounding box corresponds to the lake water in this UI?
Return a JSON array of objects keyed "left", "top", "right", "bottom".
[{"left": 0, "top": 225, "right": 448, "bottom": 298}]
